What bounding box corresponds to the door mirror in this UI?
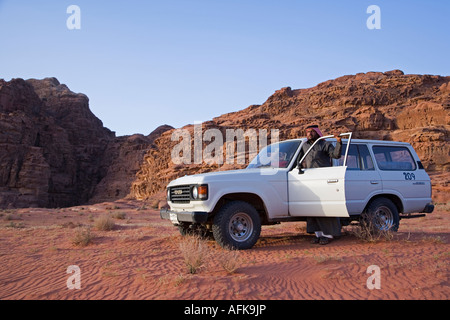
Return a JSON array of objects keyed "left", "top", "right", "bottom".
[{"left": 298, "top": 162, "right": 305, "bottom": 174}]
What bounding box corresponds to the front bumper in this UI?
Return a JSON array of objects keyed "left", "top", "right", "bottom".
[{"left": 160, "top": 208, "right": 208, "bottom": 224}]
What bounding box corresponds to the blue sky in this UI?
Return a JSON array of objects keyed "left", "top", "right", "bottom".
[{"left": 0, "top": 0, "right": 449, "bottom": 136}]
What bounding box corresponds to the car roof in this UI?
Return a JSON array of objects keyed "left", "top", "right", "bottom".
[{"left": 280, "top": 138, "right": 411, "bottom": 146}]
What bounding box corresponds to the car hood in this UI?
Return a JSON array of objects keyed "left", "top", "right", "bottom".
[{"left": 167, "top": 168, "right": 284, "bottom": 187}]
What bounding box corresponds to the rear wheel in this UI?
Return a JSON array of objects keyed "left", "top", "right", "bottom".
[
  {"left": 362, "top": 198, "right": 400, "bottom": 232},
  {"left": 212, "top": 201, "right": 261, "bottom": 250}
]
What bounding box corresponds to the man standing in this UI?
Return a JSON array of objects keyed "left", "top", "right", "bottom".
[
  {"left": 297, "top": 125, "right": 343, "bottom": 245},
  {"left": 298, "top": 125, "right": 342, "bottom": 169}
]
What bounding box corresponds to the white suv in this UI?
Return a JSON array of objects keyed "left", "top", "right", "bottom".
[{"left": 161, "top": 133, "right": 434, "bottom": 249}]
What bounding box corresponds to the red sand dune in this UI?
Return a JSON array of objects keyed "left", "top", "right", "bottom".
[{"left": 0, "top": 199, "right": 448, "bottom": 300}]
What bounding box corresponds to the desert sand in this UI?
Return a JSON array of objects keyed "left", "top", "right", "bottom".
[{"left": 0, "top": 199, "right": 448, "bottom": 300}]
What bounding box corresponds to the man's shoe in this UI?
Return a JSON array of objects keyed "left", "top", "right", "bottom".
[{"left": 319, "top": 236, "right": 331, "bottom": 245}]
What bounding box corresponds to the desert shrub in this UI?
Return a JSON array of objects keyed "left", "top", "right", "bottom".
[
  {"left": 4, "top": 213, "right": 21, "bottom": 221},
  {"left": 111, "top": 212, "right": 126, "bottom": 220},
  {"left": 150, "top": 199, "right": 160, "bottom": 209},
  {"left": 94, "top": 215, "right": 115, "bottom": 231},
  {"left": 179, "top": 235, "right": 209, "bottom": 274},
  {"left": 61, "top": 221, "right": 81, "bottom": 229},
  {"left": 350, "top": 216, "right": 394, "bottom": 242},
  {"left": 6, "top": 222, "right": 25, "bottom": 229},
  {"left": 216, "top": 247, "right": 241, "bottom": 274},
  {"left": 435, "top": 202, "right": 450, "bottom": 212},
  {"left": 72, "top": 227, "right": 93, "bottom": 247}
]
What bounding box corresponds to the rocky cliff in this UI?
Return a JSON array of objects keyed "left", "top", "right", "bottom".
[
  {"left": 88, "top": 125, "right": 173, "bottom": 204},
  {"left": 0, "top": 78, "right": 172, "bottom": 208},
  {"left": 131, "top": 70, "right": 449, "bottom": 202},
  {"left": 1, "top": 71, "right": 448, "bottom": 208}
]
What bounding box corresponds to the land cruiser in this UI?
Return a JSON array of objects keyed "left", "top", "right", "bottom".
[{"left": 161, "top": 133, "right": 434, "bottom": 249}]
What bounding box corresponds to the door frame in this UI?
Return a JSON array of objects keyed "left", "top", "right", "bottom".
[
  {"left": 287, "top": 133, "right": 353, "bottom": 217},
  {"left": 297, "top": 132, "right": 353, "bottom": 169}
]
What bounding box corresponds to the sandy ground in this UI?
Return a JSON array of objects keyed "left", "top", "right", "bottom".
[{"left": 0, "top": 199, "right": 448, "bottom": 300}]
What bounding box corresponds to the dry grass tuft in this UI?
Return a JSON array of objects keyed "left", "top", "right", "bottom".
[
  {"left": 435, "top": 202, "right": 450, "bottom": 212},
  {"left": 216, "top": 247, "right": 241, "bottom": 274},
  {"left": 111, "top": 212, "right": 126, "bottom": 220},
  {"left": 349, "top": 217, "right": 394, "bottom": 242},
  {"left": 71, "top": 227, "right": 93, "bottom": 247},
  {"left": 94, "top": 215, "right": 115, "bottom": 231},
  {"left": 179, "top": 235, "right": 209, "bottom": 274}
]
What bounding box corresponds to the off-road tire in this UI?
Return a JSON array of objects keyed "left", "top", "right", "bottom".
[
  {"left": 212, "top": 201, "right": 261, "bottom": 250},
  {"left": 363, "top": 197, "right": 400, "bottom": 232}
]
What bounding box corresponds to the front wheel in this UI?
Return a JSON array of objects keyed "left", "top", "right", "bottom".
[{"left": 212, "top": 201, "right": 261, "bottom": 250}]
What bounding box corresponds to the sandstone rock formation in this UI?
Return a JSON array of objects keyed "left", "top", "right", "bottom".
[
  {"left": 0, "top": 77, "right": 172, "bottom": 208},
  {"left": 1, "top": 71, "right": 448, "bottom": 208},
  {"left": 131, "top": 70, "right": 449, "bottom": 202},
  {"left": 88, "top": 125, "right": 173, "bottom": 204}
]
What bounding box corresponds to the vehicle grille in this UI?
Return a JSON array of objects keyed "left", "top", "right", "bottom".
[{"left": 169, "top": 185, "right": 191, "bottom": 203}]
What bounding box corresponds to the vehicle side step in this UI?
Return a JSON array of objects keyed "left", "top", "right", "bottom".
[{"left": 400, "top": 214, "right": 426, "bottom": 219}]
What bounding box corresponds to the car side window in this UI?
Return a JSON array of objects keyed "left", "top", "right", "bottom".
[
  {"left": 334, "top": 144, "right": 375, "bottom": 171},
  {"left": 345, "top": 144, "right": 360, "bottom": 170},
  {"left": 357, "top": 145, "right": 375, "bottom": 170},
  {"left": 372, "top": 146, "right": 416, "bottom": 171}
]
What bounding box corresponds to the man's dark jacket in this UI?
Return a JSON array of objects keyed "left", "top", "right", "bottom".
[{"left": 297, "top": 139, "right": 342, "bottom": 169}]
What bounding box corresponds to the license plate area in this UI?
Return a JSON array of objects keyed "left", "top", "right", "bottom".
[{"left": 169, "top": 212, "right": 179, "bottom": 224}]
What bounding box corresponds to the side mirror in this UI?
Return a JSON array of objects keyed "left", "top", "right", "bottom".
[{"left": 298, "top": 163, "right": 304, "bottom": 174}]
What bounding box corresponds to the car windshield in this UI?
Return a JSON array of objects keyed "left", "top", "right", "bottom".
[{"left": 247, "top": 140, "right": 301, "bottom": 169}]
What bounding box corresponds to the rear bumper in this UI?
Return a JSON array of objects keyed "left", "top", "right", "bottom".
[
  {"left": 160, "top": 208, "right": 208, "bottom": 224},
  {"left": 399, "top": 203, "right": 434, "bottom": 220},
  {"left": 420, "top": 203, "right": 434, "bottom": 214}
]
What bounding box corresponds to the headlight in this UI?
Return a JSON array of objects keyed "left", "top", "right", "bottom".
[
  {"left": 191, "top": 184, "right": 208, "bottom": 200},
  {"left": 192, "top": 186, "right": 198, "bottom": 199},
  {"left": 167, "top": 188, "right": 171, "bottom": 201}
]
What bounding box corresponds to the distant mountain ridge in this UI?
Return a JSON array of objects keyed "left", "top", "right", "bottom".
[
  {"left": 0, "top": 70, "right": 448, "bottom": 208},
  {"left": 130, "top": 70, "right": 449, "bottom": 202}
]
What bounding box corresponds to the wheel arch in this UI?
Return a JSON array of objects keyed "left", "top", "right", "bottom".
[
  {"left": 364, "top": 193, "right": 404, "bottom": 214},
  {"left": 210, "top": 193, "right": 269, "bottom": 224}
]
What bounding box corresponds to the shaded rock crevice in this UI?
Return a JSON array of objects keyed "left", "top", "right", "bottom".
[{"left": 0, "top": 77, "right": 172, "bottom": 208}]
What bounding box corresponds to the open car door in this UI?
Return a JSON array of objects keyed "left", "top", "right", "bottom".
[{"left": 288, "top": 133, "right": 352, "bottom": 217}]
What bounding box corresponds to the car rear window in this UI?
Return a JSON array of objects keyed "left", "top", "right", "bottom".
[{"left": 372, "top": 146, "right": 416, "bottom": 171}]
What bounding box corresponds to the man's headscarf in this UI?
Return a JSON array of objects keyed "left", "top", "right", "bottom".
[{"left": 306, "top": 125, "right": 323, "bottom": 137}]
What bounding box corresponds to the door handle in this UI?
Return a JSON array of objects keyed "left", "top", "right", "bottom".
[
  {"left": 370, "top": 180, "right": 379, "bottom": 185},
  {"left": 327, "top": 179, "right": 339, "bottom": 184}
]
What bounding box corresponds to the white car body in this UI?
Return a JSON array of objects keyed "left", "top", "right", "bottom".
[{"left": 161, "top": 135, "right": 434, "bottom": 248}]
